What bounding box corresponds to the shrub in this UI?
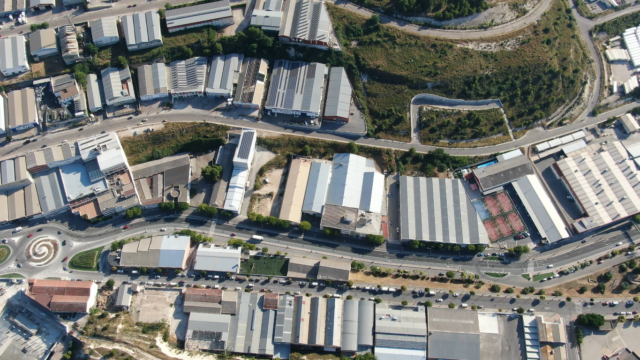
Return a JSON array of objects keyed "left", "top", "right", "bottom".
[
  {"left": 424, "top": 301, "right": 433, "bottom": 307},
  {"left": 553, "top": 290, "right": 563, "bottom": 296},
  {"left": 159, "top": 202, "right": 175, "bottom": 211},
  {"left": 106, "top": 279, "right": 115, "bottom": 288},
  {"left": 504, "top": 287, "right": 514, "bottom": 294},
  {"left": 201, "top": 165, "right": 223, "bottom": 183},
  {"left": 299, "top": 221, "right": 311, "bottom": 232},
  {"left": 517, "top": 307, "right": 524, "bottom": 314},
  {"left": 490, "top": 284, "right": 501, "bottom": 293},
  {"left": 448, "top": 303, "right": 455, "bottom": 308},
  {"left": 401, "top": 300, "right": 408, "bottom": 306},
  {"left": 577, "top": 313, "right": 605, "bottom": 327},
  {"left": 445, "top": 271, "right": 456, "bottom": 279},
  {"left": 197, "top": 204, "right": 218, "bottom": 217}
]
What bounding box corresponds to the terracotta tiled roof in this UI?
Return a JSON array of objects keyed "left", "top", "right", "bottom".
[
  {"left": 263, "top": 292, "right": 278, "bottom": 310},
  {"left": 184, "top": 288, "right": 222, "bottom": 303},
  {"left": 29, "top": 279, "right": 93, "bottom": 297},
  {"left": 50, "top": 295, "right": 90, "bottom": 313}
]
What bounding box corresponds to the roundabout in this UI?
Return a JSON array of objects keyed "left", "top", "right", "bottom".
[{"left": 25, "top": 237, "right": 60, "bottom": 266}]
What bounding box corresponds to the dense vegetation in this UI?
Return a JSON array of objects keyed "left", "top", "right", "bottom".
[
  {"left": 419, "top": 107, "right": 508, "bottom": 143},
  {"left": 120, "top": 123, "right": 228, "bottom": 164},
  {"left": 352, "top": 0, "right": 488, "bottom": 20},
  {"left": 329, "top": 0, "right": 588, "bottom": 139},
  {"left": 69, "top": 247, "right": 103, "bottom": 271},
  {"left": 577, "top": 313, "right": 605, "bottom": 327},
  {"left": 592, "top": 11, "right": 640, "bottom": 36}
]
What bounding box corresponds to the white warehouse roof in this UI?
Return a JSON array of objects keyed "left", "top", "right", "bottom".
[
  {"left": 265, "top": 60, "right": 326, "bottom": 116},
  {"left": 302, "top": 161, "right": 332, "bottom": 214},
  {"left": 325, "top": 153, "right": 384, "bottom": 214},
  {"left": 121, "top": 11, "right": 162, "bottom": 49},
  {"left": 512, "top": 175, "right": 569, "bottom": 243},
  {"left": 0, "top": 36, "right": 28, "bottom": 74},
  {"left": 194, "top": 244, "right": 241, "bottom": 273},
  {"left": 324, "top": 67, "right": 352, "bottom": 121},
  {"left": 206, "top": 54, "right": 243, "bottom": 97},
  {"left": 169, "top": 56, "right": 207, "bottom": 94}
]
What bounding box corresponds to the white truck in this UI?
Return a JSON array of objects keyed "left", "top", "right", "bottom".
[
  {"left": 13, "top": 227, "right": 22, "bottom": 233},
  {"left": 252, "top": 235, "right": 264, "bottom": 241}
]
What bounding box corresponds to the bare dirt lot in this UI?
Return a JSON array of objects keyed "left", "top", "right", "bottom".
[
  {"left": 544, "top": 266, "right": 640, "bottom": 299},
  {"left": 132, "top": 288, "right": 181, "bottom": 324},
  {"left": 250, "top": 168, "right": 285, "bottom": 217}
]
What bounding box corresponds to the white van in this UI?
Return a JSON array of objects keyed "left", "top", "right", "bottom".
[
  {"left": 310, "top": 282, "right": 318, "bottom": 287},
  {"left": 381, "top": 287, "right": 389, "bottom": 292},
  {"left": 131, "top": 270, "right": 138, "bottom": 274},
  {"left": 461, "top": 304, "right": 468, "bottom": 308},
  {"left": 332, "top": 294, "right": 341, "bottom": 299},
  {"left": 160, "top": 228, "right": 167, "bottom": 232},
  {"left": 252, "top": 235, "right": 264, "bottom": 241},
  {"left": 13, "top": 227, "right": 22, "bottom": 233},
  {"left": 428, "top": 291, "right": 436, "bottom": 296}
]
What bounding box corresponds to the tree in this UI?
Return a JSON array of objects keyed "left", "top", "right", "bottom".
[
  {"left": 347, "top": 141, "right": 358, "bottom": 154},
  {"left": 177, "top": 202, "right": 190, "bottom": 212},
  {"left": 213, "top": 43, "right": 223, "bottom": 55},
  {"left": 579, "top": 285, "right": 588, "bottom": 293},
  {"left": 110, "top": 242, "right": 120, "bottom": 251},
  {"left": 346, "top": 295, "right": 353, "bottom": 300},
  {"left": 597, "top": 283, "right": 606, "bottom": 294},
  {"left": 299, "top": 221, "right": 311, "bottom": 232},
  {"left": 566, "top": 297, "right": 572, "bottom": 301},
  {"left": 401, "top": 300, "right": 408, "bottom": 306},
  {"left": 85, "top": 43, "right": 98, "bottom": 56},
  {"left": 577, "top": 313, "right": 605, "bottom": 327},
  {"left": 140, "top": 267, "right": 147, "bottom": 273},
  {"left": 505, "top": 287, "right": 514, "bottom": 293},
  {"left": 201, "top": 165, "right": 223, "bottom": 183},
  {"left": 124, "top": 206, "right": 143, "bottom": 219},
  {"left": 347, "top": 280, "right": 354, "bottom": 287},
  {"left": 106, "top": 279, "right": 115, "bottom": 288},
  {"left": 445, "top": 271, "right": 456, "bottom": 279},
  {"left": 116, "top": 56, "right": 129, "bottom": 69},
  {"left": 157, "top": 268, "right": 163, "bottom": 274},
  {"left": 197, "top": 203, "right": 218, "bottom": 217},
  {"left": 374, "top": 298, "right": 382, "bottom": 303},
  {"left": 553, "top": 290, "right": 563, "bottom": 296},
  {"left": 401, "top": 285, "right": 407, "bottom": 292},
  {"left": 425, "top": 301, "right": 433, "bottom": 307},
  {"left": 517, "top": 307, "right": 525, "bottom": 314},
  {"left": 408, "top": 147, "right": 416, "bottom": 157},
  {"left": 159, "top": 202, "right": 175, "bottom": 211},
  {"left": 5, "top": 136, "right": 11, "bottom": 142},
  {"left": 490, "top": 284, "right": 501, "bottom": 293},
  {"left": 262, "top": 247, "right": 269, "bottom": 254},
  {"left": 408, "top": 240, "right": 420, "bottom": 249},
  {"left": 164, "top": 2, "right": 173, "bottom": 9},
  {"left": 302, "top": 145, "right": 311, "bottom": 156},
  {"left": 111, "top": 266, "right": 117, "bottom": 272},
  {"left": 448, "top": 303, "right": 455, "bottom": 308},
  {"left": 508, "top": 245, "right": 530, "bottom": 257},
  {"left": 365, "top": 234, "right": 385, "bottom": 246},
  {"left": 602, "top": 272, "right": 614, "bottom": 282}
]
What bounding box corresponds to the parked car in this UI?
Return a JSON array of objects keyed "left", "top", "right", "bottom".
[
  {"left": 62, "top": 257, "right": 68, "bottom": 262},
  {"left": 27, "top": 233, "right": 33, "bottom": 238},
  {"left": 123, "top": 225, "right": 130, "bottom": 229}
]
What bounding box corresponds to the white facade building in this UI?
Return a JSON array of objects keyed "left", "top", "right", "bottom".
[
  {"left": 90, "top": 17, "right": 120, "bottom": 47},
  {"left": 0, "top": 35, "right": 29, "bottom": 76},
  {"left": 223, "top": 129, "right": 256, "bottom": 213}
]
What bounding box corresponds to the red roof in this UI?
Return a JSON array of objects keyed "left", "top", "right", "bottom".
[
  {"left": 50, "top": 295, "right": 90, "bottom": 313},
  {"left": 29, "top": 279, "right": 93, "bottom": 297},
  {"left": 381, "top": 216, "right": 389, "bottom": 239},
  {"left": 263, "top": 293, "right": 278, "bottom": 310}
]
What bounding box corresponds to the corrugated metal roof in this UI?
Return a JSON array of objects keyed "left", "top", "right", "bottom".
[
  {"left": 122, "top": 11, "right": 162, "bottom": 49},
  {"left": 0, "top": 35, "right": 28, "bottom": 73},
  {"left": 233, "top": 57, "right": 268, "bottom": 106},
  {"left": 90, "top": 17, "right": 119, "bottom": 43},
  {"left": 279, "top": 0, "right": 331, "bottom": 43},
  {"left": 169, "top": 56, "right": 207, "bottom": 94},
  {"left": 101, "top": 67, "right": 136, "bottom": 105},
  {"left": 138, "top": 63, "right": 170, "bottom": 97},
  {"left": 33, "top": 168, "right": 67, "bottom": 213},
  {"left": 400, "top": 176, "right": 489, "bottom": 244},
  {"left": 474, "top": 155, "right": 534, "bottom": 191},
  {"left": 280, "top": 158, "right": 312, "bottom": 223},
  {"left": 165, "top": 0, "right": 233, "bottom": 29},
  {"left": 227, "top": 292, "right": 276, "bottom": 355},
  {"left": 29, "top": 29, "right": 57, "bottom": 55},
  {"left": 265, "top": 60, "right": 326, "bottom": 115},
  {"left": 357, "top": 300, "right": 374, "bottom": 346},
  {"left": 274, "top": 294, "right": 294, "bottom": 343},
  {"left": 251, "top": 9, "right": 283, "bottom": 30},
  {"left": 326, "top": 153, "right": 383, "bottom": 213},
  {"left": 317, "top": 259, "right": 350, "bottom": 281},
  {"left": 302, "top": 161, "right": 331, "bottom": 214},
  {"left": 193, "top": 244, "right": 241, "bottom": 272},
  {"left": 86, "top": 73, "right": 103, "bottom": 111},
  {"left": 324, "top": 67, "right": 352, "bottom": 120},
  {"left": 116, "top": 283, "right": 132, "bottom": 307},
  {"left": 342, "top": 300, "right": 359, "bottom": 351},
  {"left": 7, "top": 88, "right": 38, "bottom": 128},
  {"left": 58, "top": 25, "right": 81, "bottom": 62}
]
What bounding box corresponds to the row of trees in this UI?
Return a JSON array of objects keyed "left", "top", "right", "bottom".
[
  {"left": 159, "top": 201, "right": 190, "bottom": 212},
  {"left": 228, "top": 238, "right": 257, "bottom": 250},
  {"left": 247, "top": 212, "right": 291, "bottom": 229},
  {"left": 408, "top": 240, "right": 486, "bottom": 253},
  {"left": 176, "top": 229, "right": 214, "bottom": 243},
  {"left": 197, "top": 203, "right": 218, "bottom": 217}
]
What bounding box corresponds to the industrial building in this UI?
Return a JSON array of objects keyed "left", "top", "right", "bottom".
[
  {"left": 169, "top": 56, "right": 208, "bottom": 97},
  {"left": 375, "top": 305, "right": 427, "bottom": 360},
  {"left": 121, "top": 10, "right": 163, "bottom": 51},
  {"left": 90, "top": 17, "right": 120, "bottom": 47},
  {"left": 50, "top": 74, "right": 85, "bottom": 118},
  {"left": 130, "top": 153, "right": 191, "bottom": 206},
  {"left": 620, "top": 113, "right": 640, "bottom": 134},
  {"left": 0, "top": 94, "right": 5, "bottom": 135},
  {"left": 534, "top": 130, "right": 586, "bottom": 153},
  {"left": 278, "top": 0, "right": 335, "bottom": 49},
  {"left": 0, "top": 156, "right": 46, "bottom": 224},
  {"left": 119, "top": 234, "right": 191, "bottom": 269},
  {"left": 165, "top": 0, "right": 234, "bottom": 33},
  {"left": 0, "top": 0, "right": 26, "bottom": 16},
  {"left": 27, "top": 279, "right": 98, "bottom": 314},
  {"left": 206, "top": 53, "right": 243, "bottom": 98},
  {"left": 6, "top": 88, "right": 39, "bottom": 131},
  {"left": 511, "top": 175, "right": 570, "bottom": 243},
  {"left": 101, "top": 67, "right": 136, "bottom": 107},
  {"left": 234, "top": 57, "right": 269, "bottom": 109},
  {"left": 553, "top": 140, "right": 640, "bottom": 233},
  {"left": 472, "top": 155, "right": 534, "bottom": 195},
  {"left": 323, "top": 67, "right": 352, "bottom": 122},
  {"left": 341, "top": 300, "right": 374, "bottom": 355},
  {"left": 522, "top": 315, "right": 567, "bottom": 360},
  {"left": 115, "top": 283, "right": 132, "bottom": 311},
  {"left": 286, "top": 257, "right": 350, "bottom": 281},
  {"left": 137, "top": 63, "right": 171, "bottom": 101},
  {"left": 29, "top": 29, "right": 57, "bottom": 61},
  {"left": 623, "top": 26, "right": 640, "bottom": 68},
  {"left": 183, "top": 288, "right": 223, "bottom": 314},
  {"left": 250, "top": 0, "right": 284, "bottom": 31},
  {"left": 28, "top": 0, "right": 55, "bottom": 10},
  {"left": 265, "top": 60, "right": 326, "bottom": 118},
  {"left": 399, "top": 176, "right": 489, "bottom": 245},
  {"left": 223, "top": 129, "right": 256, "bottom": 213},
  {"left": 0, "top": 35, "right": 29, "bottom": 76},
  {"left": 58, "top": 25, "right": 82, "bottom": 65},
  {"left": 226, "top": 292, "right": 277, "bottom": 356},
  {"left": 210, "top": 142, "right": 237, "bottom": 208},
  {"left": 280, "top": 158, "right": 312, "bottom": 224},
  {"left": 426, "top": 308, "right": 526, "bottom": 360},
  {"left": 86, "top": 73, "right": 104, "bottom": 112},
  {"left": 302, "top": 161, "right": 331, "bottom": 216},
  {"left": 290, "top": 296, "right": 343, "bottom": 348},
  {"left": 185, "top": 313, "right": 231, "bottom": 351},
  {"left": 193, "top": 244, "right": 241, "bottom": 273}
]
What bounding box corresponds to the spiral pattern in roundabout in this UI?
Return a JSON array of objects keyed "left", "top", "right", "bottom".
[{"left": 26, "top": 237, "right": 59, "bottom": 266}]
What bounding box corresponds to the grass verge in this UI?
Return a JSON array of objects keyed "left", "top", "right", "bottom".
[
  {"left": 522, "top": 274, "right": 530, "bottom": 280},
  {"left": 0, "top": 273, "right": 25, "bottom": 278},
  {"left": 328, "top": 0, "right": 588, "bottom": 139},
  {"left": 69, "top": 246, "right": 104, "bottom": 271},
  {"left": 120, "top": 122, "right": 229, "bottom": 165},
  {"left": 0, "top": 245, "right": 10, "bottom": 264},
  {"left": 486, "top": 272, "right": 508, "bottom": 278},
  {"left": 240, "top": 256, "right": 288, "bottom": 276},
  {"left": 532, "top": 272, "right": 555, "bottom": 282},
  {"left": 592, "top": 9, "right": 640, "bottom": 36}
]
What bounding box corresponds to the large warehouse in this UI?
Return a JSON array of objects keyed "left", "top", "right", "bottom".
[
  {"left": 130, "top": 153, "right": 191, "bottom": 206},
  {"left": 323, "top": 67, "right": 352, "bottom": 122},
  {"left": 0, "top": 35, "right": 29, "bottom": 76},
  {"left": 302, "top": 161, "right": 332, "bottom": 216},
  {"left": 223, "top": 129, "right": 257, "bottom": 213},
  {"left": 473, "top": 156, "right": 534, "bottom": 195},
  {"left": 193, "top": 244, "right": 241, "bottom": 273},
  {"left": 119, "top": 235, "right": 191, "bottom": 269},
  {"left": 165, "top": 0, "right": 234, "bottom": 33},
  {"left": 121, "top": 11, "right": 163, "bottom": 51},
  {"left": 265, "top": 60, "right": 327, "bottom": 118},
  {"left": 279, "top": 158, "right": 312, "bottom": 224},
  {"left": 375, "top": 305, "right": 427, "bottom": 360},
  {"left": 399, "top": 176, "right": 489, "bottom": 245},
  {"left": 290, "top": 296, "right": 343, "bottom": 348},
  {"left": 169, "top": 57, "right": 208, "bottom": 98},
  {"left": 325, "top": 153, "right": 384, "bottom": 214},
  {"left": 206, "top": 53, "right": 243, "bottom": 98},
  {"left": 278, "top": 0, "right": 335, "bottom": 49},
  {"left": 137, "top": 63, "right": 171, "bottom": 101},
  {"left": 511, "top": 175, "right": 569, "bottom": 243},
  {"left": 27, "top": 279, "right": 98, "bottom": 314},
  {"left": 341, "top": 300, "right": 374, "bottom": 355},
  {"left": 554, "top": 140, "right": 640, "bottom": 232}
]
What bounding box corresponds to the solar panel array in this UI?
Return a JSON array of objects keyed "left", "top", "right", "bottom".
[{"left": 237, "top": 131, "right": 255, "bottom": 160}]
